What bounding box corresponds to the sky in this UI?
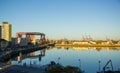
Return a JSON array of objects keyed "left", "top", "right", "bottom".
[{"left": 0, "top": 0, "right": 120, "bottom": 40}]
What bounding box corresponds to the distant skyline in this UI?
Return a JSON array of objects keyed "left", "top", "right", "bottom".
[{"left": 0, "top": 0, "right": 120, "bottom": 40}]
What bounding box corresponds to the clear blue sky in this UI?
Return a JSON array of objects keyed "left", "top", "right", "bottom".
[{"left": 0, "top": 0, "right": 120, "bottom": 40}]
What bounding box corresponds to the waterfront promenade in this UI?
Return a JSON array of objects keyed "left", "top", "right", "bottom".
[
  {"left": 0, "top": 45, "right": 47, "bottom": 62},
  {"left": 0, "top": 64, "right": 45, "bottom": 73},
  {"left": 0, "top": 44, "right": 51, "bottom": 73}
]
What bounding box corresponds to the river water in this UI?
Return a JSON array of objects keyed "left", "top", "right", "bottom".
[{"left": 12, "top": 47, "right": 120, "bottom": 73}]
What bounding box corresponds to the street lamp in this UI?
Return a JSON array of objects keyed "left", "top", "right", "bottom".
[
  {"left": 98, "top": 60, "right": 101, "bottom": 72},
  {"left": 78, "top": 59, "right": 81, "bottom": 69},
  {"left": 58, "top": 57, "right": 60, "bottom": 64}
]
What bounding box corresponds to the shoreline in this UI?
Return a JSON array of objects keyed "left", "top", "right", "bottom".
[
  {"left": 0, "top": 45, "right": 47, "bottom": 63},
  {"left": 55, "top": 44, "right": 120, "bottom": 47}
]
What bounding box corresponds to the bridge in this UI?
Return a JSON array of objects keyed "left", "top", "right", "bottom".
[{"left": 16, "top": 32, "right": 46, "bottom": 45}]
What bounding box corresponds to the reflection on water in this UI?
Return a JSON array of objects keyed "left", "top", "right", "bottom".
[
  {"left": 55, "top": 46, "right": 120, "bottom": 51},
  {"left": 12, "top": 47, "right": 120, "bottom": 73}
]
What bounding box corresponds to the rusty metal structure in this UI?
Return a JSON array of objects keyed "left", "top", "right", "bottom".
[{"left": 16, "top": 32, "right": 46, "bottom": 45}]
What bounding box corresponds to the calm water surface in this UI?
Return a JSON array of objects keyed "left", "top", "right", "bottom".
[{"left": 12, "top": 47, "right": 120, "bottom": 73}]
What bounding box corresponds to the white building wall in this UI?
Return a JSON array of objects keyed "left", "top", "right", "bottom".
[{"left": 72, "top": 41, "right": 89, "bottom": 45}]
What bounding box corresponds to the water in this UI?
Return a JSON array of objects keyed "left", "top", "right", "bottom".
[{"left": 12, "top": 47, "right": 120, "bottom": 73}]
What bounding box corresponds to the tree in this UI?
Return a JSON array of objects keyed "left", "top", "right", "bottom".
[
  {"left": 63, "top": 66, "right": 82, "bottom": 73},
  {"left": 45, "top": 65, "right": 83, "bottom": 73}
]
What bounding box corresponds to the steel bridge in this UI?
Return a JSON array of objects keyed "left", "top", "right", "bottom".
[{"left": 16, "top": 32, "right": 46, "bottom": 45}]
